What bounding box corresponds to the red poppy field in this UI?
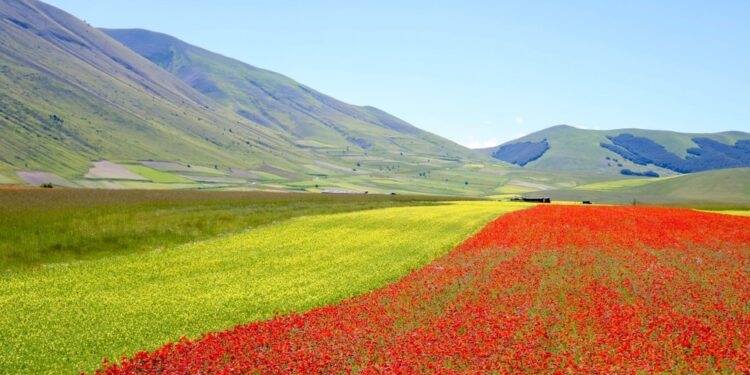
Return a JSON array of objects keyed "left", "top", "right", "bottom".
[{"left": 98, "top": 205, "right": 750, "bottom": 374}]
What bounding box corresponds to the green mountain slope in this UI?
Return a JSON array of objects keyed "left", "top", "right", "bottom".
[
  {"left": 543, "top": 168, "right": 750, "bottom": 205},
  {"left": 0, "top": 0, "right": 307, "bottom": 181},
  {"left": 0, "top": 0, "right": 505, "bottom": 195},
  {"left": 483, "top": 125, "right": 750, "bottom": 176},
  {"left": 102, "top": 28, "right": 477, "bottom": 161}
]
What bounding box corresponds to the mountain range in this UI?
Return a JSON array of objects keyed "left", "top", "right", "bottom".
[{"left": 0, "top": 0, "right": 749, "bottom": 202}]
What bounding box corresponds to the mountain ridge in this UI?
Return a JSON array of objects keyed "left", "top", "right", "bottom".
[
  {"left": 482, "top": 125, "right": 750, "bottom": 175},
  {"left": 1, "top": 1, "right": 513, "bottom": 196},
  {"left": 102, "top": 28, "right": 473, "bottom": 160}
]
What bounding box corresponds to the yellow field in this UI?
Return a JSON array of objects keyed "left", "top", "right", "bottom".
[
  {"left": 700, "top": 209, "right": 750, "bottom": 217},
  {"left": 0, "top": 201, "right": 530, "bottom": 373}
]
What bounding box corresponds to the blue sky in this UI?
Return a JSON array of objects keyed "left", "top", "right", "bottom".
[{"left": 47, "top": 1, "right": 750, "bottom": 147}]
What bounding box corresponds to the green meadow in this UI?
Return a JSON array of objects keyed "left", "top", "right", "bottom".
[{"left": 0, "top": 189, "right": 461, "bottom": 271}]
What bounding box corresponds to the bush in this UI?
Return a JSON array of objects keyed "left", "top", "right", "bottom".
[{"left": 620, "top": 169, "right": 659, "bottom": 178}]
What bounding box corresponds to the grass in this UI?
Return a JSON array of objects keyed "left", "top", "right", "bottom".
[
  {"left": 573, "top": 176, "right": 672, "bottom": 191},
  {"left": 495, "top": 184, "right": 537, "bottom": 194},
  {"left": 0, "top": 173, "right": 15, "bottom": 184},
  {"left": 0, "top": 201, "right": 529, "bottom": 374},
  {"left": 0, "top": 190, "right": 464, "bottom": 271},
  {"left": 122, "top": 165, "right": 194, "bottom": 184},
  {"left": 544, "top": 168, "right": 750, "bottom": 205}
]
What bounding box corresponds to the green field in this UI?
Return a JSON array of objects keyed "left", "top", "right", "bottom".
[
  {"left": 0, "top": 190, "right": 462, "bottom": 271},
  {"left": 573, "top": 176, "right": 675, "bottom": 191},
  {"left": 122, "top": 165, "right": 195, "bottom": 184},
  {"left": 545, "top": 168, "right": 750, "bottom": 205},
  {"left": 0, "top": 201, "right": 529, "bottom": 373}
]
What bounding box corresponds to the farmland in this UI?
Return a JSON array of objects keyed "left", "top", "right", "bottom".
[
  {"left": 2, "top": 188, "right": 749, "bottom": 374},
  {"left": 0, "top": 199, "right": 527, "bottom": 373},
  {"left": 97, "top": 205, "right": 750, "bottom": 374},
  {"left": 0, "top": 189, "right": 464, "bottom": 271}
]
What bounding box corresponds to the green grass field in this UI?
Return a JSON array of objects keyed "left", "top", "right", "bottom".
[
  {"left": 122, "top": 165, "right": 195, "bottom": 184},
  {"left": 573, "top": 176, "right": 674, "bottom": 191},
  {"left": 0, "top": 201, "right": 529, "bottom": 374},
  {"left": 545, "top": 168, "right": 750, "bottom": 205},
  {"left": 0, "top": 190, "right": 462, "bottom": 271}
]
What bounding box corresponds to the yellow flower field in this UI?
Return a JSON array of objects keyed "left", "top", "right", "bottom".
[{"left": 0, "top": 201, "right": 530, "bottom": 374}]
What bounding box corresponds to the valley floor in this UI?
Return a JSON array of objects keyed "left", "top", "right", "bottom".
[
  {"left": 2, "top": 190, "right": 749, "bottom": 373},
  {"left": 0, "top": 199, "right": 525, "bottom": 373},
  {"left": 99, "top": 205, "right": 750, "bottom": 374}
]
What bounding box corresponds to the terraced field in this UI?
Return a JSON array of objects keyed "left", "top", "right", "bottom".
[{"left": 0, "top": 200, "right": 527, "bottom": 373}]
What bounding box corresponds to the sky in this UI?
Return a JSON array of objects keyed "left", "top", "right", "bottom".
[{"left": 46, "top": 1, "right": 750, "bottom": 148}]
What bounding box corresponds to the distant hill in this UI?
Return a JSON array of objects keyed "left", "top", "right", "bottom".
[
  {"left": 543, "top": 168, "right": 750, "bottom": 205},
  {"left": 482, "top": 125, "right": 750, "bottom": 176}
]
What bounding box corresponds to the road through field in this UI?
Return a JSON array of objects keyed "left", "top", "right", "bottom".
[{"left": 0, "top": 201, "right": 527, "bottom": 374}]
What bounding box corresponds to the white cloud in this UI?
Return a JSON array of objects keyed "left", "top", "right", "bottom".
[
  {"left": 461, "top": 135, "right": 499, "bottom": 149},
  {"left": 515, "top": 116, "right": 524, "bottom": 125}
]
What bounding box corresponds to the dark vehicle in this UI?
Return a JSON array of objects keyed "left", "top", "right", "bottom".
[
  {"left": 521, "top": 197, "right": 551, "bottom": 203},
  {"left": 582, "top": 200, "right": 593, "bottom": 205}
]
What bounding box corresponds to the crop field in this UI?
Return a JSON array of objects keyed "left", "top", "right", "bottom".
[
  {"left": 0, "top": 200, "right": 526, "bottom": 373},
  {"left": 97, "top": 205, "right": 750, "bottom": 374},
  {"left": 702, "top": 209, "right": 750, "bottom": 217},
  {"left": 0, "top": 189, "right": 461, "bottom": 271},
  {"left": 573, "top": 176, "right": 672, "bottom": 191}
]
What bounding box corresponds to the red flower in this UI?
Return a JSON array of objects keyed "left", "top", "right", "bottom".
[{"left": 95, "top": 206, "right": 750, "bottom": 374}]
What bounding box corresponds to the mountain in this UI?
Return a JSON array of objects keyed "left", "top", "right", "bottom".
[
  {"left": 0, "top": 0, "right": 300, "bottom": 179},
  {"left": 0, "top": 0, "right": 497, "bottom": 194},
  {"left": 482, "top": 125, "right": 750, "bottom": 176},
  {"left": 101, "top": 28, "right": 476, "bottom": 161}
]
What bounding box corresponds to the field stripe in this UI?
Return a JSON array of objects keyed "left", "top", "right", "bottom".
[
  {"left": 99, "top": 205, "right": 750, "bottom": 374},
  {"left": 699, "top": 209, "right": 750, "bottom": 217},
  {"left": 0, "top": 201, "right": 528, "bottom": 374}
]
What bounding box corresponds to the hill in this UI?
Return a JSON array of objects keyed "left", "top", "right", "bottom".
[
  {"left": 543, "top": 168, "right": 750, "bottom": 205},
  {"left": 0, "top": 0, "right": 301, "bottom": 179},
  {"left": 102, "top": 29, "right": 476, "bottom": 161},
  {"left": 0, "top": 0, "right": 507, "bottom": 195},
  {"left": 483, "top": 125, "right": 750, "bottom": 176}
]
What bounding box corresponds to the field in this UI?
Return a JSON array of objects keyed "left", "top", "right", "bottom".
[
  {"left": 573, "top": 176, "right": 675, "bottom": 191},
  {"left": 547, "top": 168, "right": 750, "bottom": 205},
  {"left": 2, "top": 189, "right": 749, "bottom": 374},
  {"left": 0, "top": 199, "right": 527, "bottom": 373},
  {"left": 0, "top": 190, "right": 461, "bottom": 271},
  {"left": 96, "top": 205, "right": 750, "bottom": 374}
]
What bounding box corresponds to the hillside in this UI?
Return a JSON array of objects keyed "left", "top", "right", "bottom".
[
  {"left": 0, "top": 0, "right": 508, "bottom": 195},
  {"left": 0, "top": 0, "right": 305, "bottom": 180},
  {"left": 483, "top": 125, "right": 750, "bottom": 176},
  {"left": 102, "top": 28, "right": 478, "bottom": 162},
  {"left": 543, "top": 168, "right": 750, "bottom": 205}
]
